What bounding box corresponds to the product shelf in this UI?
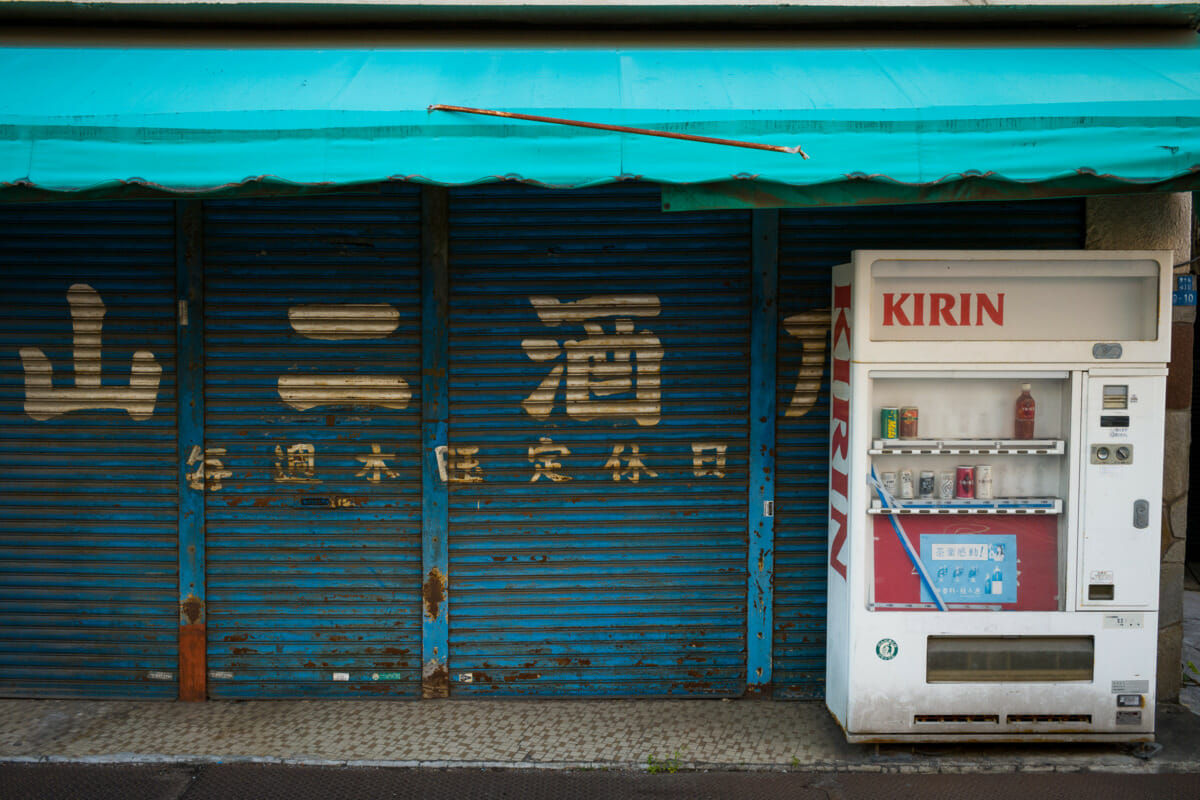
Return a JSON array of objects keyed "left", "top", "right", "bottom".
[
  {"left": 868, "top": 497, "right": 1062, "bottom": 515},
  {"left": 869, "top": 438, "right": 1064, "bottom": 456}
]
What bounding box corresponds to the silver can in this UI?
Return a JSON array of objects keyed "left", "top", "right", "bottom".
[
  {"left": 899, "top": 469, "right": 915, "bottom": 499},
  {"left": 918, "top": 470, "right": 935, "bottom": 498},
  {"left": 938, "top": 471, "right": 955, "bottom": 500},
  {"left": 881, "top": 471, "right": 897, "bottom": 496},
  {"left": 975, "top": 465, "right": 994, "bottom": 500}
]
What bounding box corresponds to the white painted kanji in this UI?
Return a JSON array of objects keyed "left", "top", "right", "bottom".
[
  {"left": 691, "top": 442, "right": 728, "bottom": 478},
  {"left": 604, "top": 443, "right": 658, "bottom": 483},
  {"left": 277, "top": 303, "right": 411, "bottom": 411},
  {"left": 273, "top": 443, "right": 322, "bottom": 484},
  {"left": 355, "top": 443, "right": 400, "bottom": 483},
  {"left": 521, "top": 295, "right": 663, "bottom": 426},
  {"left": 528, "top": 437, "right": 571, "bottom": 483},
  {"left": 186, "top": 445, "right": 232, "bottom": 492},
  {"left": 20, "top": 283, "right": 161, "bottom": 421},
  {"left": 782, "top": 309, "right": 831, "bottom": 418}
]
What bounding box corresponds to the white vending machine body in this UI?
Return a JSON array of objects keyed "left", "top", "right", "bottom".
[{"left": 825, "top": 251, "right": 1172, "bottom": 742}]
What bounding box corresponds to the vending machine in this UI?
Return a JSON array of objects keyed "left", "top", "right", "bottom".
[{"left": 825, "top": 250, "right": 1173, "bottom": 742}]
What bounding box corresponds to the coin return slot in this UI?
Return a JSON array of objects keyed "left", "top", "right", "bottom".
[
  {"left": 1088, "top": 584, "right": 1115, "bottom": 600},
  {"left": 1091, "top": 444, "right": 1132, "bottom": 465},
  {"left": 927, "top": 636, "right": 1094, "bottom": 683}
]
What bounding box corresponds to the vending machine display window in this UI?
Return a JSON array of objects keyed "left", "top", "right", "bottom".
[{"left": 867, "top": 374, "right": 1073, "bottom": 613}]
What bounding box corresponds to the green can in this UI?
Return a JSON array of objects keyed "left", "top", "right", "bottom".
[{"left": 880, "top": 407, "right": 899, "bottom": 439}]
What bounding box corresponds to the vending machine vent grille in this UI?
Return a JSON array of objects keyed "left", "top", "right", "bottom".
[
  {"left": 1006, "top": 714, "right": 1092, "bottom": 724},
  {"left": 914, "top": 714, "right": 1000, "bottom": 724}
]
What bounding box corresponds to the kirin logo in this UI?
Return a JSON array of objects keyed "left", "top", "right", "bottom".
[{"left": 882, "top": 292, "right": 1005, "bottom": 327}]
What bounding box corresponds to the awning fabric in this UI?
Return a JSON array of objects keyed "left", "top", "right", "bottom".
[{"left": 3, "top": 45, "right": 1200, "bottom": 205}]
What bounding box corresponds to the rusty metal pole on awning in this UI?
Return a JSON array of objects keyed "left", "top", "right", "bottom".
[{"left": 428, "top": 104, "right": 809, "bottom": 159}]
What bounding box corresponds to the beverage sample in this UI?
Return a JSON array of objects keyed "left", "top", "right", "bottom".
[
  {"left": 918, "top": 471, "right": 935, "bottom": 498},
  {"left": 955, "top": 466, "right": 975, "bottom": 499},
  {"left": 1014, "top": 383, "right": 1036, "bottom": 439},
  {"left": 899, "top": 469, "right": 915, "bottom": 499},
  {"left": 880, "top": 408, "right": 899, "bottom": 439},
  {"left": 975, "top": 465, "right": 994, "bottom": 500},
  {"left": 881, "top": 471, "right": 898, "bottom": 495},
  {"left": 899, "top": 406, "right": 919, "bottom": 439},
  {"left": 938, "top": 471, "right": 955, "bottom": 500}
]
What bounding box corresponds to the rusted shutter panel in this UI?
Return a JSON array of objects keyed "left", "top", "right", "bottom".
[
  {"left": 772, "top": 199, "right": 1087, "bottom": 698},
  {"left": 202, "top": 189, "right": 424, "bottom": 698},
  {"left": 0, "top": 201, "right": 179, "bottom": 698},
  {"left": 446, "top": 184, "right": 751, "bottom": 696}
]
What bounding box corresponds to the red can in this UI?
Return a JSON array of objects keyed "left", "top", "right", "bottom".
[
  {"left": 955, "top": 466, "right": 975, "bottom": 499},
  {"left": 899, "top": 406, "right": 919, "bottom": 439}
]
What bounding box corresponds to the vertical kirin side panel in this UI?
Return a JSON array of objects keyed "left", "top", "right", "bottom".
[{"left": 824, "top": 263, "right": 854, "bottom": 726}]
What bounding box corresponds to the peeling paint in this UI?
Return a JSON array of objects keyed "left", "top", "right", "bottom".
[
  {"left": 422, "top": 659, "right": 449, "bottom": 699},
  {"left": 180, "top": 594, "right": 204, "bottom": 625},
  {"left": 423, "top": 566, "right": 447, "bottom": 621}
]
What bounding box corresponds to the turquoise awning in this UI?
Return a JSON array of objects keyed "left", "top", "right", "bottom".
[{"left": 2, "top": 45, "right": 1200, "bottom": 205}]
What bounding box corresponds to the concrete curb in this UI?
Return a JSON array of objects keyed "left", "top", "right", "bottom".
[{"left": 4, "top": 752, "right": 1200, "bottom": 775}]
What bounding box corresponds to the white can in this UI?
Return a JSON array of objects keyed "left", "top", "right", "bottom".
[
  {"left": 899, "top": 469, "right": 914, "bottom": 499},
  {"left": 881, "top": 471, "right": 897, "bottom": 496},
  {"left": 975, "top": 465, "right": 994, "bottom": 500},
  {"left": 938, "top": 471, "right": 955, "bottom": 500}
]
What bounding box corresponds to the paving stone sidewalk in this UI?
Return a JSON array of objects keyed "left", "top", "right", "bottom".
[
  {"left": 4, "top": 581, "right": 1198, "bottom": 775},
  {"left": 2, "top": 697, "right": 1199, "bottom": 774}
]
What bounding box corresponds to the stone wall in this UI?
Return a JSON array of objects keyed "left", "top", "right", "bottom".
[{"left": 1087, "top": 192, "right": 1193, "bottom": 702}]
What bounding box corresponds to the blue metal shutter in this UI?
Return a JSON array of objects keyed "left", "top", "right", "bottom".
[
  {"left": 446, "top": 184, "right": 750, "bottom": 697},
  {"left": 0, "top": 201, "right": 179, "bottom": 698},
  {"left": 202, "top": 189, "right": 424, "bottom": 698},
  {"left": 772, "top": 199, "right": 1087, "bottom": 698}
]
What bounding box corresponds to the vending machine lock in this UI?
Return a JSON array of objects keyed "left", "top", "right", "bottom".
[{"left": 1133, "top": 499, "right": 1150, "bottom": 530}]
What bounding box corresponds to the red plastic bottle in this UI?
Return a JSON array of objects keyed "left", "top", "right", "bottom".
[{"left": 1014, "top": 383, "right": 1036, "bottom": 439}]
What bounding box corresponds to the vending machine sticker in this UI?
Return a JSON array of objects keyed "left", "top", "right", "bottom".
[
  {"left": 872, "top": 515, "right": 1057, "bottom": 610},
  {"left": 919, "top": 534, "right": 1018, "bottom": 604},
  {"left": 875, "top": 639, "right": 899, "bottom": 661}
]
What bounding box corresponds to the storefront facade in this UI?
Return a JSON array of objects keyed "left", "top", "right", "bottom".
[{"left": 0, "top": 4, "right": 1196, "bottom": 702}]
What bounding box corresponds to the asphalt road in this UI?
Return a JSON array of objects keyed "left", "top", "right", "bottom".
[{"left": 3, "top": 763, "right": 1200, "bottom": 800}]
